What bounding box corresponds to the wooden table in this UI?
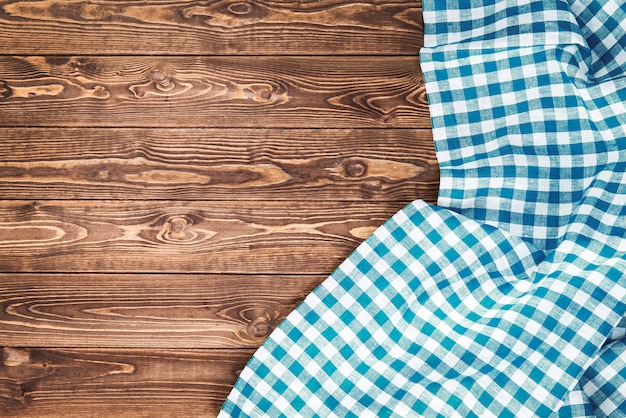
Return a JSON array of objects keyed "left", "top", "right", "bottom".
[{"left": 0, "top": 1, "right": 436, "bottom": 415}]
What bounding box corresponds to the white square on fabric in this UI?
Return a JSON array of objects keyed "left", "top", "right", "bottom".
[
  {"left": 473, "top": 72, "right": 489, "bottom": 88},
  {"left": 241, "top": 399, "right": 258, "bottom": 416},
  {"left": 390, "top": 243, "right": 409, "bottom": 259},
  {"left": 307, "top": 394, "right": 324, "bottom": 411},
  {"left": 427, "top": 395, "right": 448, "bottom": 414},
  {"left": 355, "top": 310, "right": 373, "bottom": 327},
  {"left": 287, "top": 344, "right": 304, "bottom": 360},
  {"left": 255, "top": 380, "right": 273, "bottom": 397},
  {"left": 339, "top": 394, "right": 358, "bottom": 410},
  {"left": 545, "top": 364, "right": 565, "bottom": 382},
  {"left": 461, "top": 393, "right": 482, "bottom": 415},
  {"left": 496, "top": 388, "right": 514, "bottom": 409},
  {"left": 355, "top": 375, "right": 375, "bottom": 394},
  {"left": 373, "top": 259, "right": 390, "bottom": 275},
  {"left": 530, "top": 382, "right": 551, "bottom": 404},
  {"left": 598, "top": 397, "right": 620, "bottom": 416}
]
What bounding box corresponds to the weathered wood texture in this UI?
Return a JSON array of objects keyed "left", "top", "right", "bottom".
[
  {"left": 1, "top": 347, "right": 253, "bottom": 417},
  {"left": 0, "top": 128, "right": 438, "bottom": 201},
  {"left": 0, "top": 200, "right": 407, "bottom": 273},
  {"left": 0, "top": 274, "right": 323, "bottom": 348},
  {"left": 1, "top": 0, "right": 432, "bottom": 416},
  {"left": 0, "top": 0, "right": 423, "bottom": 55},
  {"left": 0, "top": 56, "right": 429, "bottom": 128}
]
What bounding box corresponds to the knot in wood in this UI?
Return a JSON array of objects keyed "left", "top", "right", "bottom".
[
  {"left": 344, "top": 159, "right": 367, "bottom": 178},
  {"left": 80, "top": 3, "right": 111, "bottom": 20},
  {"left": 97, "top": 169, "right": 111, "bottom": 180},
  {"left": 157, "top": 216, "right": 192, "bottom": 242},
  {"left": 0, "top": 80, "right": 12, "bottom": 99},
  {"left": 169, "top": 217, "right": 188, "bottom": 236},
  {"left": 13, "top": 386, "right": 26, "bottom": 402},
  {"left": 150, "top": 69, "right": 173, "bottom": 91},
  {"left": 68, "top": 58, "right": 90, "bottom": 70},
  {"left": 255, "top": 87, "right": 272, "bottom": 101},
  {"left": 247, "top": 316, "right": 271, "bottom": 338},
  {"left": 170, "top": 219, "right": 186, "bottom": 233},
  {"left": 227, "top": 1, "right": 253, "bottom": 15}
]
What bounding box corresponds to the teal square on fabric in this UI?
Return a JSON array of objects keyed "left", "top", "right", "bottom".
[
  {"left": 305, "top": 344, "right": 320, "bottom": 359},
  {"left": 357, "top": 259, "right": 374, "bottom": 274}
]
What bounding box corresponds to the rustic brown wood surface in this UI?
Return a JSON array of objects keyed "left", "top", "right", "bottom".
[
  {"left": 0, "top": 56, "right": 429, "bottom": 128},
  {"left": 0, "top": 127, "right": 438, "bottom": 201},
  {"left": 0, "top": 274, "right": 323, "bottom": 348},
  {"left": 1, "top": 347, "right": 254, "bottom": 417},
  {"left": 0, "top": 0, "right": 423, "bottom": 55},
  {"left": 0, "top": 200, "right": 406, "bottom": 273},
  {"left": 0, "top": 2, "right": 433, "bottom": 416}
]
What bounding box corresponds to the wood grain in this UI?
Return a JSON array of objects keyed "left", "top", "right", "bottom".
[
  {"left": 0, "top": 347, "right": 252, "bottom": 417},
  {"left": 0, "top": 274, "right": 322, "bottom": 348},
  {"left": 0, "top": 128, "right": 438, "bottom": 202},
  {"left": 0, "top": 200, "right": 408, "bottom": 274},
  {"left": 0, "top": 56, "right": 429, "bottom": 128},
  {"left": 1, "top": 0, "right": 434, "bottom": 414},
  {"left": 0, "top": 0, "right": 423, "bottom": 56}
]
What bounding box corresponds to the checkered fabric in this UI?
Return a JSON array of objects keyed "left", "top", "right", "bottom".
[
  {"left": 219, "top": 0, "right": 626, "bottom": 416},
  {"left": 581, "top": 339, "right": 626, "bottom": 416}
]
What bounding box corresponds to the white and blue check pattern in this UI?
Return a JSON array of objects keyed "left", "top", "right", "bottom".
[
  {"left": 423, "top": 0, "right": 626, "bottom": 252},
  {"left": 219, "top": 0, "right": 626, "bottom": 416}
]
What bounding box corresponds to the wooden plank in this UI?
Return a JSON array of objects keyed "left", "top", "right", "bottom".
[
  {"left": 0, "top": 200, "right": 408, "bottom": 274},
  {"left": 0, "top": 128, "right": 438, "bottom": 202},
  {"left": 0, "top": 0, "right": 423, "bottom": 56},
  {"left": 0, "top": 273, "right": 322, "bottom": 348},
  {"left": 0, "top": 56, "right": 429, "bottom": 128},
  {"left": 0, "top": 347, "right": 252, "bottom": 417}
]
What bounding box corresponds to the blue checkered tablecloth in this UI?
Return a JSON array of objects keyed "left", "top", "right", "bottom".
[{"left": 219, "top": 0, "right": 626, "bottom": 416}]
